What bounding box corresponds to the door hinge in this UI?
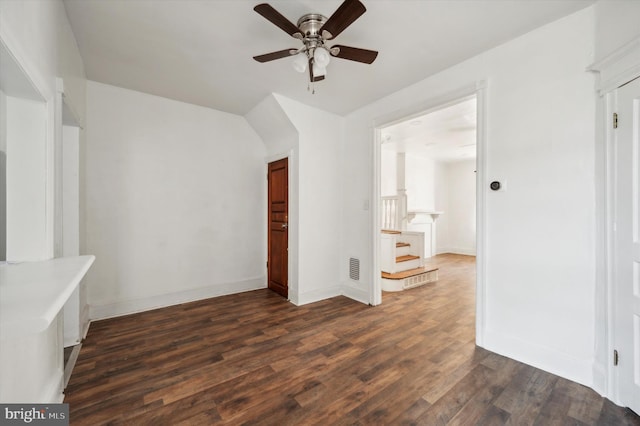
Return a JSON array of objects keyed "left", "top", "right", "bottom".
[
  {"left": 614, "top": 349, "right": 619, "bottom": 366},
  {"left": 266, "top": 261, "right": 268, "bottom": 269},
  {"left": 613, "top": 112, "right": 618, "bottom": 129}
]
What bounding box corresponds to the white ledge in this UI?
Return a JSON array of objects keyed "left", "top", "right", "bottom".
[
  {"left": 407, "top": 210, "right": 443, "bottom": 223},
  {"left": 0, "top": 255, "right": 95, "bottom": 337}
]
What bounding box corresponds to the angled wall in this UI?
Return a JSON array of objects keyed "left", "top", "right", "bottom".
[{"left": 85, "top": 81, "right": 267, "bottom": 318}]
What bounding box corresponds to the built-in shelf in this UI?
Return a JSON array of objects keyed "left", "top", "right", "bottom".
[{"left": 0, "top": 255, "right": 95, "bottom": 337}]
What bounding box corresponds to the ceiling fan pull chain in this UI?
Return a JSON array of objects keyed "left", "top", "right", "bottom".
[{"left": 307, "top": 81, "right": 316, "bottom": 94}]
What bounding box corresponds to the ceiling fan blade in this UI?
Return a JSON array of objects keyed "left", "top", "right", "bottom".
[
  {"left": 254, "top": 4, "right": 303, "bottom": 39},
  {"left": 319, "top": 0, "right": 366, "bottom": 40},
  {"left": 330, "top": 45, "right": 378, "bottom": 64},
  {"left": 313, "top": 75, "right": 325, "bottom": 82},
  {"left": 253, "top": 49, "right": 296, "bottom": 63}
]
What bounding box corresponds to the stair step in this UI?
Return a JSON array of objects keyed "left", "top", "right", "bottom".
[
  {"left": 381, "top": 266, "right": 439, "bottom": 292},
  {"left": 396, "top": 242, "right": 410, "bottom": 248},
  {"left": 381, "top": 229, "right": 401, "bottom": 234},
  {"left": 381, "top": 265, "right": 439, "bottom": 280},
  {"left": 396, "top": 254, "right": 420, "bottom": 263}
]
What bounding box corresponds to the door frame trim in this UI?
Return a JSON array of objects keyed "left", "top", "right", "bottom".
[
  {"left": 590, "top": 37, "right": 640, "bottom": 404},
  {"left": 370, "top": 80, "right": 488, "bottom": 347}
]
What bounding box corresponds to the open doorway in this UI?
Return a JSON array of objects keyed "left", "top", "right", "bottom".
[{"left": 375, "top": 95, "right": 478, "bottom": 309}]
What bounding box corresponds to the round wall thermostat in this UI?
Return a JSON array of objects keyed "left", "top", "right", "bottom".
[{"left": 490, "top": 181, "right": 501, "bottom": 191}]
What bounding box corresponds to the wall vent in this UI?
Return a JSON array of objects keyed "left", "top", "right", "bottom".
[{"left": 349, "top": 257, "right": 360, "bottom": 281}]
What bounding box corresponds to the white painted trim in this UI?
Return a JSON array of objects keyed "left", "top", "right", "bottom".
[
  {"left": 80, "top": 301, "right": 90, "bottom": 339},
  {"left": 371, "top": 128, "right": 382, "bottom": 306},
  {"left": 41, "top": 369, "right": 64, "bottom": 403},
  {"left": 372, "top": 83, "right": 482, "bottom": 128},
  {"left": 264, "top": 150, "right": 291, "bottom": 164},
  {"left": 588, "top": 37, "right": 640, "bottom": 96},
  {"left": 89, "top": 277, "right": 266, "bottom": 320},
  {"left": 294, "top": 285, "right": 342, "bottom": 306},
  {"left": 0, "top": 25, "right": 52, "bottom": 101},
  {"left": 45, "top": 98, "right": 56, "bottom": 260},
  {"left": 484, "top": 329, "right": 594, "bottom": 389},
  {"left": 438, "top": 247, "right": 477, "bottom": 257},
  {"left": 53, "top": 82, "right": 64, "bottom": 258},
  {"left": 475, "top": 82, "right": 488, "bottom": 347},
  {"left": 341, "top": 283, "right": 369, "bottom": 305},
  {"left": 604, "top": 89, "right": 618, "bottom": 402},
  {"left": 63, "top": 343, "right": 82, "bottom": 389},
  {"left": 371, "top": 81, "right": 488, "bottom": 346}
]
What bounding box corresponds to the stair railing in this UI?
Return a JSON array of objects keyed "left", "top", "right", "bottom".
[{"left": 381, "top": 190, "right": 407, "bottom": 230}]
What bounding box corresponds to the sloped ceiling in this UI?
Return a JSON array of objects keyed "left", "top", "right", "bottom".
[{"left": 63, "top": 0, "right": 594, "bottom": 116}]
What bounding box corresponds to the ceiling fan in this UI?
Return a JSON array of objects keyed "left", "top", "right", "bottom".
[{"left": 253, "top": 0, "right": 378, "bottom": 90}]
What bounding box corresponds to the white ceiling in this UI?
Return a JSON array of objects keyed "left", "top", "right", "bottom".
[
  {"left": 63, "top": 0, "right": 593, "bottom": 116},
  {"left": 382, "top": 97, "right": 476, "bottom": 162}
]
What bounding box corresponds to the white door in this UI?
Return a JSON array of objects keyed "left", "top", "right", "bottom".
[{"left": 614, "top": 76, "right": 640, "bottom": 414}]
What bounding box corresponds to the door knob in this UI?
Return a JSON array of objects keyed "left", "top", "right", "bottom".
[{"left": 281, "top": 223, "right": 288, "bottom": 229}]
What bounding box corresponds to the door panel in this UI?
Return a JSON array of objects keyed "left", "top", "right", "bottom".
[
  {"left": 615, "top": 76, "right": 640, "bottom": 414},
  {"left": 268, "top": 158, "right": 288, "bottom": 298}
]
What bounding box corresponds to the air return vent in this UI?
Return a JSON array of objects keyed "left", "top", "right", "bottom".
[{"left": 349, "top": 257, "right": 360, "bottom": 281}]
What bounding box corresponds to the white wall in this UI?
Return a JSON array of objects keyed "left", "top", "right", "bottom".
[
  {"left": 85, "top": 81, "right": 267, "bottom": 318},
  {"left": 274, "top": 95, "right": 344, "bottom": 305},
  {"left": 594, "top": 0, "right": 640, "bottom": 62},
  {"left": 444, "top": 159, "right": 476, "bottom": 255},
  {"left": 380, "top": 148, "right": 397, "bottom": 197},
  {"left": 402, "top": 154, "right": 475, "bottom": 255},
  {"left": 341, "top": 7, "right": 596, "bottom": 387},
  {"left": 405, "top": 154, "right": 438, "bottom": 211}
]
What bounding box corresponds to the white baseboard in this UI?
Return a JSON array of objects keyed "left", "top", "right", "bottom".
[
  {"left": 293, "top": 285, "right": 342, "bottom": 306},
  {"left": 89, "top": 277, "right": 267, "bottom": 320},
  {"left": 436, "top": 247, "right": 476, "bottom": 256},
  {"left": 341, "top": 283, "right": 369, "bottom": 305},
  {"left": 484, "top": 329, "right": 594, "bottom": 389}
]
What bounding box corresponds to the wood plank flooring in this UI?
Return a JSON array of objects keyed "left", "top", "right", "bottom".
[{"left": 65, "top": 254, "right": 640, "bottom": 425}]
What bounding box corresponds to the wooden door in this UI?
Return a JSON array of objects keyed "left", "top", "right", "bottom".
[
  {"left": 268, "top": 158, "right": 288, "bottom": 298},
  {"left": 614, "top": 76, "right": 640, "bottom": 414}
]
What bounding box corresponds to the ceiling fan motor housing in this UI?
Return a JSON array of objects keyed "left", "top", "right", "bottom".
[{"left": 297, "top": 14, "right": 328, "bottom": 39}]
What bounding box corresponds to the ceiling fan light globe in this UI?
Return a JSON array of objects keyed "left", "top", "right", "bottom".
[
  {"left": 314, "top": 47, "right": 331, "bottom": 68},
  {"left": 292, "top": 53, "right": 308, "bottom": 73},
  {"left": 313, "top": 63, "right": 327, "bottom": 77}
]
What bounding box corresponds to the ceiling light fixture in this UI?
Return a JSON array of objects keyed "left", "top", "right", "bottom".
[
  {"left": 292, "top": 52, "right": 308, "bottom": 73},
  {"left": 253, "top": 0, "right": 379, "bottom": 93}
]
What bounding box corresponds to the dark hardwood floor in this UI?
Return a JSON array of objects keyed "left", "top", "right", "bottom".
[{"left": 65, "top": 254, "right": 640, "bottom": 425}]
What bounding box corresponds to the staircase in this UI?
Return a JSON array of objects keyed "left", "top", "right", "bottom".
[{"left": 380, "top": 230, "right": 438, "bottom": 292}]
